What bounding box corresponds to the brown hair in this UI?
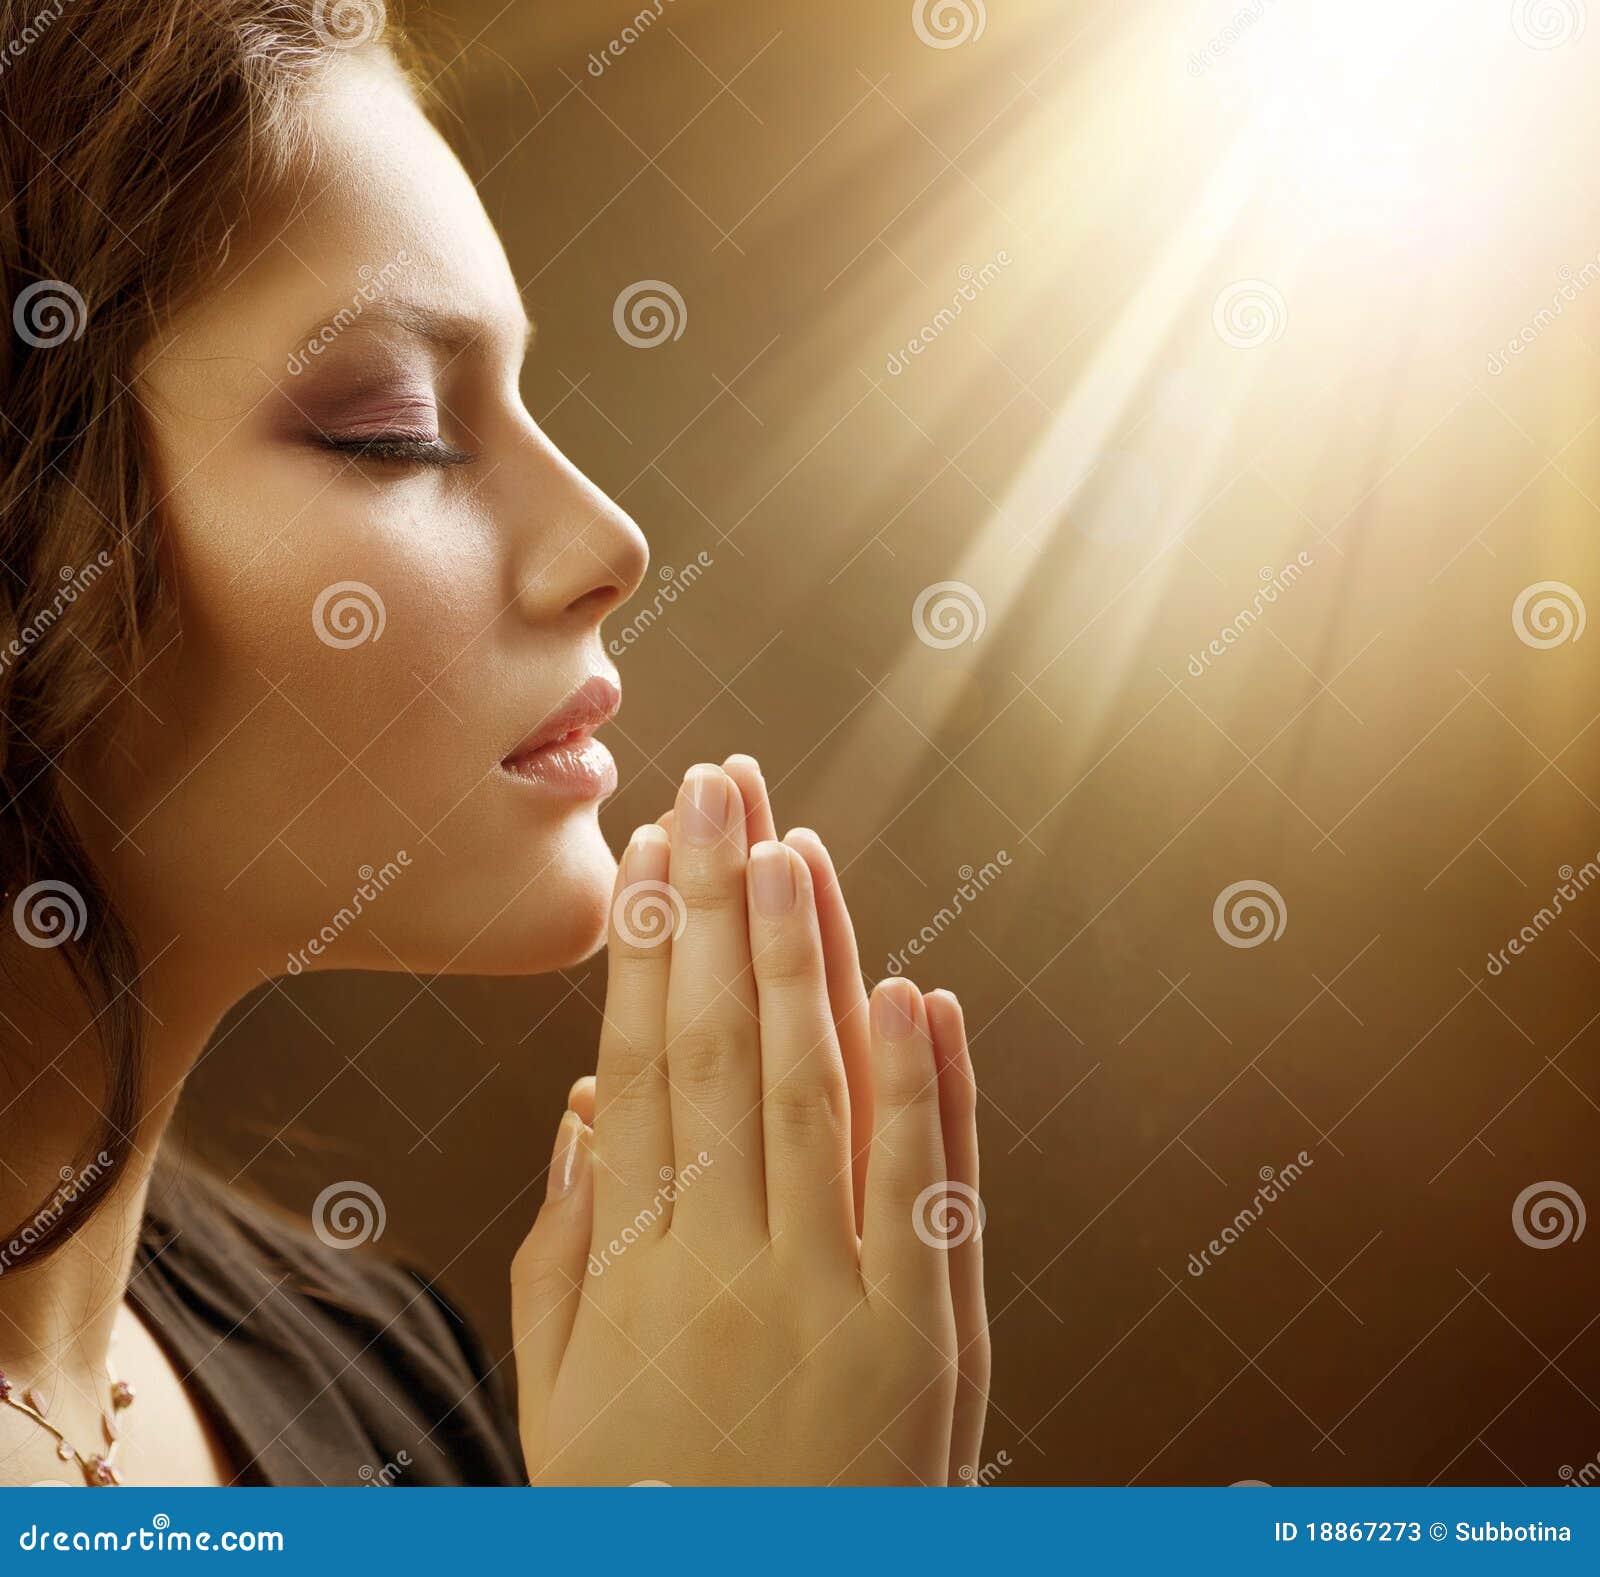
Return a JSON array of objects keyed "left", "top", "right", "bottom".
[{"left": 0, "top": 0, "right": 415, "bottom": 1268}]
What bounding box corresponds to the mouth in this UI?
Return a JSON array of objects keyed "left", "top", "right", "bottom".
[{"left": 500, "top": 672, "right": 621, "bottom": 798}]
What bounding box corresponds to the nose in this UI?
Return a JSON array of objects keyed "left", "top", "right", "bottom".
[{"left": 504, "top": 427, "right": 648, "bottom": 626}]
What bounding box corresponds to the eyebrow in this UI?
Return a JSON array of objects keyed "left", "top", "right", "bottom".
[{"left": 294, "top": 298, "right": 537, "bottom": 360}]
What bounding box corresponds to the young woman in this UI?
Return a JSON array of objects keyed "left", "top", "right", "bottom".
[{"left": 0, "top": 1, "right": 988, "bottom": 1485}]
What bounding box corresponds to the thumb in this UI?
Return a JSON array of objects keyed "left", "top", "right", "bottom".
[{"left": 510, "top": 1109, "right": 593, "bottom": 1475}]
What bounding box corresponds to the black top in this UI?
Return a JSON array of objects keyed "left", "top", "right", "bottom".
[{"left": 128, "top": 1163, "right": 526, "bottom": 1487}]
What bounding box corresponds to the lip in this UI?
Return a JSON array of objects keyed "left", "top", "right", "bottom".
[{"left": 500, "top": 673, "right": 621, "bottom": 798}]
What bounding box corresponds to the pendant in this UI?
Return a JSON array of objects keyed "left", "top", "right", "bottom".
[{"left": 25, "top": 1388, "right": 48, "bottom": 1416}]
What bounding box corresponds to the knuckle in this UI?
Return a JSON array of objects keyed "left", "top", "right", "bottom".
[
  {"left": 871, "top": 1136, "right": 949, "bottom": 1214},
  {"left": 752, "top": 936, "right": 823, "bottom": 991},
  {"left": 956, "top": 1049, "right": 979, "bottom": 1094},
  {"left": 609, "top": 930, "right": 674, "bottom": 968},
  {"left": 875, "top": 1170, "right": 937, "bottom": 1225},
  {"left": 598, "top": 1080, "right": 663, "bottom": 1133},
  {"left": 510, "top": 1234, "right": 579, "bottom": 1304},
  {"left": 596, "top": 1034, "right": 663, "bottom": 1096},
  {"left": 667, "top": 1021, "right": 744, "bottom": 1096},
  {"left": 671, "top": 864, "right": 746, "bottom": 914},
  {"left": 764, "top": 1069, "right": 849, "bottom": 1136},
  {"left": 876, "top": 1053, "right": 939, "bottom": 1112}
]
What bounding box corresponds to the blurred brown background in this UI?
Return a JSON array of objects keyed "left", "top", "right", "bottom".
[{"left": 180, "top": 0, "right": 1600, "bottom": 1484}]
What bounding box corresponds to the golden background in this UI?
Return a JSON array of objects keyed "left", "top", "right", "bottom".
[{"left": 182, "top": 0, "right": 1600, "bottom": 1484}]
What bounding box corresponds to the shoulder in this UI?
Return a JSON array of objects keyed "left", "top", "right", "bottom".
[
  {"left": 136, "top": 1160, "right": 526, "bottom": 1487},
  {"left": 151, "top": 1163, "right": 437, "bottom": 1330}
]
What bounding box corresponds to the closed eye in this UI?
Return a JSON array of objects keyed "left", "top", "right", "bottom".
[{"left": 318, "top": 433, "right": 476, "bottom": 468}]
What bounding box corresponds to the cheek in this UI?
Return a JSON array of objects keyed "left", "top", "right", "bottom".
[
  {"left": 167, "top": 500, "right": 496, "bottom": 805},
  {"left": 98, "top": 489, "right": 616, "bottom": 975}
]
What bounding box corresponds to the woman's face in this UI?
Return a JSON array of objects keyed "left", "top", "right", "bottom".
[{"left": 70, "top": 50, "right": 648, "bottom": 984}]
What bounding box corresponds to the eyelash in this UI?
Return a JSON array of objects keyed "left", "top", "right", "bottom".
[{"left": 318, "top": 434, "right": 476, "bottom": 469}]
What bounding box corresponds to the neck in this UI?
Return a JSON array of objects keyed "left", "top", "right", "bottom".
[{"left": 0, "top": 940, "right": 242, "bottom": 1428}]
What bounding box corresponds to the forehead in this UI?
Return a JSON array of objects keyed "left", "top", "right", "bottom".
[{"left": 145, "top": 50, "right": 526, "bottom": 374}]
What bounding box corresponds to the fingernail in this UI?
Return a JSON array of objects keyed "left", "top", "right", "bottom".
[
  {"left": 681, "top": 765, "right": 728, "bottom": 846},
  {"left": 750, "top": 841, "right": 795, "bottom": 917},
  {"left": 626, "top": 823, "right": 670, "bottom": 884},
  {"left": 872, "top": 979, "right": 919, "bottom": 1041},
  {"left": 547, "top": 1111, "right": 581, "bottom": 1201}
]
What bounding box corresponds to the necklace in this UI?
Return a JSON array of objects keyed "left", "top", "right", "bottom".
[{"left": 0, "top": 1355, "right": 135, "bottom": 1486}]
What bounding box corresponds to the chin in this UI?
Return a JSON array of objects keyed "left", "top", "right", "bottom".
[
  {"left": 266, "top": 798, "right": 622, "bottom": 982},
  {"left": 401, "top": 812, "right": 618, "bottom": 978}
]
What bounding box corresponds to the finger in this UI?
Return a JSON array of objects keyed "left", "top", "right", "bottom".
[
  {"left": 664, "top": 764, "right": 765, "bottom": 1241},
  {"left": 593, "top": 824, "right": 676, "bottom": 1247},
  {"left": 511, "top": 1111, "right": 594, "bottom": 1478},
  {"left": 723, "top": 753, "right": 777, "bottom": 846},
  {"left": 784, "top": 828, "right": 873, "bottom": 1234},
  {"left": 926, "top": 989, "right": 989, "bottom": 1486},
  {"left": 566, "top": 1076, "right": 595, "bottom": 1126},
  {"left": 860, "top": 980, "right": 951, "bottom": 1322},
  {"left": 655, "top": 809, "right": 674, "bottom": 837},
  {"left": 745, "top": 841, "right": 855, "bottom": 1267}
]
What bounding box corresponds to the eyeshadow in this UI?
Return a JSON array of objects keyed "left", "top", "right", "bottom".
[
  {"left": 276, "top": 337, "right": 441, "bottom": 440},
  {"left": 312, "top": 388, "right": 441, "bottom": 440}
]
